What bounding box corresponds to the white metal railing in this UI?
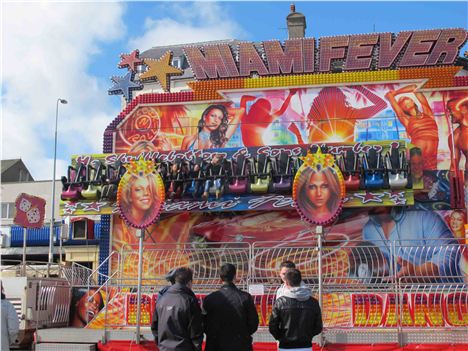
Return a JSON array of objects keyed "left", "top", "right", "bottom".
[
  {"left": 85, "top": 240, "right": 466, "bottom": 337},
  {"left": 119, "top": 243, "right": 250, "bottom": 291},
  {"left": 0, "top": 260, "right": 62, "bottom": 278}
]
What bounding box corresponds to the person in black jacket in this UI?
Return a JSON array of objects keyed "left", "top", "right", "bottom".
[
  {"left": 269, "top": 268, "right": 322, "bottom": 350},
  {"left": 151, "top": 267, "right": 203, "bottom": 351},
  {"left": 157, "top": 268, "right": 177, "bottom": 299},
  {"left": 203, "top": 263, "right": 259, "bottom": 351}
]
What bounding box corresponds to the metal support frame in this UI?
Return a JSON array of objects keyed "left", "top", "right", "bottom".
[
  {"left": 22, "top": 227, "right": 27, "bottom": 276},
  {"left": 135, "top": 228, "right": 145, "bottom": 344},
  {"left": 316, "top": 225, "right": 324, "bottom": 346}
]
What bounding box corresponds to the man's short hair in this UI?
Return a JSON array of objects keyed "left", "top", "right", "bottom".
[
  {"left": 175, "top": 267, "right": 193, "bottom": 285},
  {"left": 285, "top": 268, "right": 302, "bottom": 287},
  {"left": 220, "top": 263, "right": 236, "bottom": 282},
  {"left": 280, "top": 260, "right": 296, "bottom": 269},
  {"left": 165, "top": 268, "right": 177, "bottom": 284}
]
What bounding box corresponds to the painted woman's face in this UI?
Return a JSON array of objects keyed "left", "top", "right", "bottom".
[
  {"left": 450, "top": 212, "right": 464, "bottom": 233},
  {"left": 307, "top": 172, "right": 331, "bottom": 209},
  {"left": 77, "top": 291, "right": 102, "bottom": 324},
  {"left": 399, "top": 97, "right": 416, "bottom": 113},
  {"left": 204, "top": 108, "right": 223, "bottom": 131},
  {"left": 130, "top": 177, "right": 153, "bottom": 211}
]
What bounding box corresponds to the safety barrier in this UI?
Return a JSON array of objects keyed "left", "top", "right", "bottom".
[{"left": 80, "top": 239, "right": 466, "bottom": 341}]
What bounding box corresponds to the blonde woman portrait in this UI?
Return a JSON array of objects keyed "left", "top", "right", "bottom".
[
  {"left": 120, "top": 172, "right": 161, "bottom": 226},
  {"left": 296, "top": 167, "right": 341, "bottom": 222}
]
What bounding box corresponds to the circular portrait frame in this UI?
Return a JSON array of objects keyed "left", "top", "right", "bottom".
[
  {"left": 117, "top": 160, "right": 165, "bottom": 229},
  {"left": 292, "top": 151, "right": 346, "bottom": 226}
]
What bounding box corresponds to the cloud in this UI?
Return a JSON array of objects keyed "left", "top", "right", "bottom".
[
  {"left": 2, "top": 2, "right": 126, "bottom": 180},
  {"left": 2, "top": 2, "right": 247, "bottom": 181},
  {"left": 128, "top": 2, "right": 246, "bottom": 51}
]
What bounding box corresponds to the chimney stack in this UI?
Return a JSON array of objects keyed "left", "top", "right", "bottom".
[{"left": 286, "top": 3, "right": 306, "bottom": 39}]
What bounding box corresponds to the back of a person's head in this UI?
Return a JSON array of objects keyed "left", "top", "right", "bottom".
[
  {"left": 175, "top": 267, "right": 193, "bottom": 285},
  {"left": 285, "top": 268, "right": 302, "bottom": 287},
  {"left": 280, "top": 260, "right": 296, "bottom": 269},
  {"left": 166, "top": 268, "right": 177, "bottom": 285},
  {"left": 220, "top": 263, "right": 236, "bottom": 283}
]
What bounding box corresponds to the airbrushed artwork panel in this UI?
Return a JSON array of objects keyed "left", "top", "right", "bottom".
[
  {"left": 85, "top": 208, "right": 467, "bottom": 329},
  {"left": 112, "top": 208, "right": 467, "bottom": 285},
  {"left": 112, "top": 84, "right": 468, "bottom": 172}
]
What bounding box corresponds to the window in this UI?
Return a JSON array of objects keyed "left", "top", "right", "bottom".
[
  {"left": 173, "top": 58, "right": 181, "bottom": 69},
  {"left": 72, "top": 220, "right": 87, "bottom": 239},
  {"left": 1, "top": 203, "right": 15, "bottom": 219}
]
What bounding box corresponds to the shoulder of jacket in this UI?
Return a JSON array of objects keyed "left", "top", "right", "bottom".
[
  {"left": 204, "top": 291, "right": 219, "bottom": 301},
  {"left": 274, "top": 296, "right": 289, "bottom": 307},
  {"left": 239, "top": 290, "right": 254, "bottom": 301}
]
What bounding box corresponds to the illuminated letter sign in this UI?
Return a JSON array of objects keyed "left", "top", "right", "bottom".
[{"left": 183, "top": 28, "right": 467, "bottom": 79}]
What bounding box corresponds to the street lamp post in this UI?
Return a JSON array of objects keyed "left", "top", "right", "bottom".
[{"left": 48, "top": 98, "right": 68, "bottom": 274}]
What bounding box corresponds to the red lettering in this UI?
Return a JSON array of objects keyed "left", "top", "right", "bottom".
[
  {"left": 445, "top": 292, "right": 468, "bottom": 327},
  {"left": 264, "top": 39, "right": 304, "bottom": 74},
  {"left": 303, "top": 38, "right": 315, "bottom": 73},
  {"left": 378, "top": 32, "right": 412, "bottom": 69},
  {"left": 426, "top": 28, "right": 468, "bottom": 65},
  {"left": 319, "top": 36, "right": 349, "bottom": 72},
  {"left": 76, "top": 155, "right": 91, "bottom": 166},
  {"left": 400, "top": 30, "right": 440, "bottom": 67},
  {"left": 345, "top": 34, "right": 379, "bottom": 70},
  {"left": 239, "top": 42, "right": 269, "bottom": 77},
  {"left": 184, "top": 45, "right": 239, "bottom": 79}
]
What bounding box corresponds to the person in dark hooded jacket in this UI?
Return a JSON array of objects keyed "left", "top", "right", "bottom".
[
  {"left": 269, "top": 268, "right": 322, "bottom": 350},
  {"left": 151, "top": 267, "right": 203, "bottom": 351},
  {"left": 157, "top": 268, "right": 177, "bottom": 299},
  {"left": 203, "top": 263, "right": 259, "bottom": 351}
]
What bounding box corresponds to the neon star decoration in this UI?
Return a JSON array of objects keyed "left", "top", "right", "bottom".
[
  {"left": 63, "top": 202, "right": 79, "bottom": 215},
  {"left": 299, "top": 148, "right": 336, "bottom": 169},
  {"left": 386, "top": 191, "right": 407, "bottom": 205},
  {"left": 140, "top": 51, "right": 183, "bottom": 92},
  {"left": 118, "top": 49, "right": 143, "bottom": 72},
  {"left": 353, "top": 191, "right": 385, "bottom": 204},
  {"left": 125, "top": 158, "right": 155, "bottom": 177},
  {"left": 81, "top": 202, "right": 107, "bottom": 212},
  {"left": 293, "top": 149, "right": 346, "bottom": 226},
  {"left": 108, "top": 72, "right": 143, "bottom": 103}
]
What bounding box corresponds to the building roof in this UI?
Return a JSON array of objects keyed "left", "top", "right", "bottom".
[
  {"left": 1, "top": 159, "right": 21, "bottom": 174},
  {"left": 1, "top": 159, "right": 34, "bottom": 182}
]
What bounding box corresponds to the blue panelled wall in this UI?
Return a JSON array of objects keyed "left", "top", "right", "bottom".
[{"left": 10, "top": 222, "right": 101, "bottom": 247}]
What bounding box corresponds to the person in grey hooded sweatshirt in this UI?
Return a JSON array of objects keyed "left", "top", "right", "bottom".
[
  {"left": 1, "top": 282, "right": 19, "bottom": 351},
  {"left": 269, "top": 269, "right": 322, "bottom": 351}
]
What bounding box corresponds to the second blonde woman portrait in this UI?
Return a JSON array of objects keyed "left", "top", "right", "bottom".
[{"left": 296, "top": 167, "right": 342, "bottom": 222}]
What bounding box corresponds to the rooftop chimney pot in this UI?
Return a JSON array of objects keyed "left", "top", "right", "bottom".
[{"left": 286, "top": 4, "right": 306, "bottom": 39}]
